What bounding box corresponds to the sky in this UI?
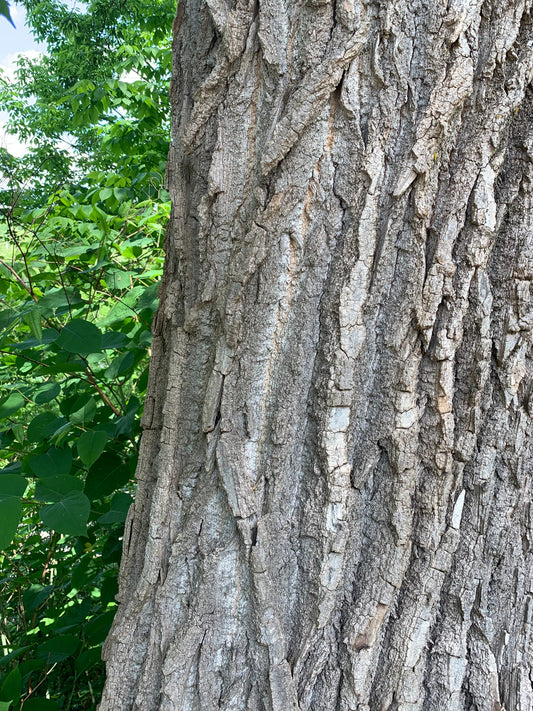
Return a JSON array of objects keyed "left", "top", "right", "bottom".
[
  {"left": 0, "top": 4, "right": 46, "bottom": 156},
  {"left": 1, "top": 3, "right": 46, "bottom": 60},
  {"left": 0, "top": 1, "right": 136, "bottom": 158}
]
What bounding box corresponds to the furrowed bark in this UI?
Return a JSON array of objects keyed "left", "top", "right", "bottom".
[{"left": 100, "top": 1, "right": 533, "bottom": 709}]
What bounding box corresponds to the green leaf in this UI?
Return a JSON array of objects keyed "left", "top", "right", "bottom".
[
  {"left": 105, "top": 270, "right": 134, "bottom": 290},
  {"left": 0, "top": 665, "right": 21, "bottom": 705},
  {"left": 97, "top": 492, "right": 133, "bottom": 524},
  {"left": 29, "top": 447, "right": 72, "bottom": 477},
  {"left": 113, "top": 187, "right": 131, "bottom": 202},
  {"left": 101, "top": 331, "right": 129, "bottom": 349},
  {"left": 0, "top": 462, "right": 21, "bottom": 475},
  {"left": 77, "top": 430, "right": 107, "bottom": 467},
  {"left": 53, "top": 599, "right": 92, "bottom": 634},
  {"left": 100, "top": 301, "right": 135, "bottom": 326},
  {"left": 114, "top": 410, "right": 136, "bottom": 437},
  {"left": 75, "top": 647, "right": 102, "bottom": 674},
  {"left": 137, "top": 282, "right": 159, "bottom": 310},
  {"left": 22, "top": 584, "right": 54, "bottom": 613},
  {"left": 0, "top": 647, "right": 32, "bottom": 670},
  {"left": 0, "top": 702, "right": 10, "bottom": 711},
  {"left": 57, "top": 319, "right": 102, "bottom": 353},
  {"left": 40, "top": 491, "right": 90, "bottom": 536},
  {"left": 0, "top": 430, "right": 14, "bottom": 450},
  {"left": 0, "top": 393, "right": 25, "bottom": 419},
  {"left": 40, "top": 361, "right": 86, "bottom": 374},
  {"left": 38, "top": 288, "right": 83, "bottom": 317},
  {"left": 0, "top": 498, "right": 22, "bottom": 550},
  {"left": 13, "top": 329, "right": 59, "bottom": 352},
  {"left": 55, "top": 244, "right": 96, "bottom": 258},
  {"left": 23, "top": 310, "right": 42, "bottom": 342},
  {"left": 0, "top": 0, "right": 15, "bottom": 27},
  {"left": 20, "top": 699, "right": 59, "bottom": 711},
  {"left": 34, "top": 475, "right": 84, "bottom": 502},
  {"left": 27, "top": 413, "right": 67, "bottom": 443},
  {"left": 0, "top": 477, "right": 26, "bottom": 550},
  {"left": 102, "top": 527, "right": 123, "bottom": 563},
  {"left": 83, "top": 610, "right": 116, "bottom": 645},
  {"left": 33, "top": 382, "right": 61, "bottom": 404},
  {"left": 84, "top": 453, "right": 130, "bottom": 500},
  {"left": 100, "top": 575, "right": 119, "bottom": 604},
  {"left": 36, "top": 635, "right": 79, "bottom": 664},
  {"left": 12, "top": 423, "right": 24, "bottom": 443},
  {"left": 71, "top": 556, "right": 91, "bottom": 589},
  {"left": 0, "top": 475, "right": 27, "bottom": 497},
  {"left": 105, "top": 350, "right": 135, "bottom": 379},
  {"left": 0, "top": 309, "right": 16, "bottom": 331},
  {"left": 69, "top": 395, "right": 96, "bottom": 425}
]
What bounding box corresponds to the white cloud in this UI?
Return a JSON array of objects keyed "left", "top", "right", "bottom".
[
  {"left": 0, "top": 126, "right": 30, "bottom": 158},
  {"left": 120, "top": 69, "right": 142, "bottom": 83},
  {"left": 10, "top": 4, "right": 26, "bottom": 25}
]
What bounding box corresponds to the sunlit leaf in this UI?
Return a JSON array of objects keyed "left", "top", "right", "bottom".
[
  {"left": 0, "top": 393, "right": 25, "bottom": 419},
  {"left": 23, "top": 309, "right": 42, "bottom": 342}
]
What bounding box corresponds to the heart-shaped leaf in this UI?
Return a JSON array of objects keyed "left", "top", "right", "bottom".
[
  {"left": 84, "top": 453, "right": 130, "bottom": 500},
  {"left": 40, "top": 491, "right": 90, "bottom": 536},
  {"left": 57, "top": 319, "right": 102, "bottom": 354},
  {"left": 34, "top": 475, "right": 83, "bottom": 502},
  {"left": 29, "top": 447, "right": 72, "bottom": 478},
  {"left": 77, "top": 430, "right": 107, "bottom": 468}
]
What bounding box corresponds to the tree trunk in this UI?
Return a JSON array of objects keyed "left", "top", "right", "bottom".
[{"left": 99, "top": 1, "right": 533, "bottom": 709}]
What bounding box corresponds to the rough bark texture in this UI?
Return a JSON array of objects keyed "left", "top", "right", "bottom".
[{"left": 100, "top": 1, "right": 533, "bottom": 709}]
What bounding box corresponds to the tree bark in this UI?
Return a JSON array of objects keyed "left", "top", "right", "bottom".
[{"left": 99, "top": 1, "right": 533, "bottom": 709}]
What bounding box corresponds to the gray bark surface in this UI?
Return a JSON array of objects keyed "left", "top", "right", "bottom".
[{"left": 100, "top": 1, "right": 533, "bottom": 709}]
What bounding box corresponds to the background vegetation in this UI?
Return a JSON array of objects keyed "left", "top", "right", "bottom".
[{"left": 0, "top": 1, "right": 173, "bottom": 707}]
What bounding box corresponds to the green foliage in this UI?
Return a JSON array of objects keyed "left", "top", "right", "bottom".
[
  {"left": 0, "top": 0, "right": 173, "bottom": 707},
  {"left": 0, "top": 1, "right": 15, "bottom": 26},
  {"left": 0, "top": 0, "right": 173, "bottom": 207}
]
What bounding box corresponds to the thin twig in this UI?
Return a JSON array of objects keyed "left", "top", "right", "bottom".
[
  {"left": 85, "top": 370, "right": 121, "bottom": 415},
  {"left": 0, "top": 259, "right": 38, "bottom": 302}
]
